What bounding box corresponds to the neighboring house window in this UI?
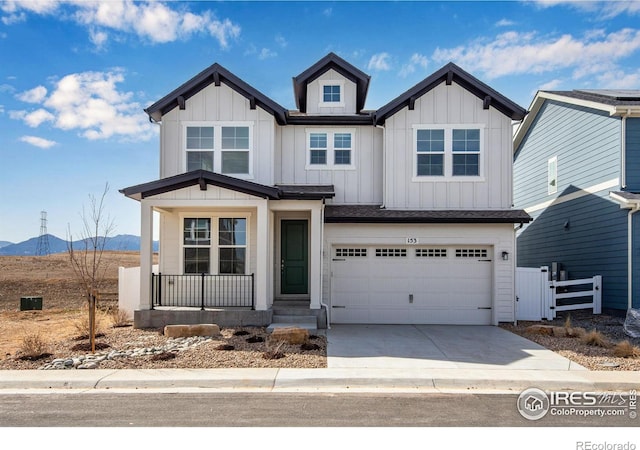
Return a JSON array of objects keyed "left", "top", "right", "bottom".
[
  {"left": 186, "top": 127, "right": 214, "bottom": 172},
  {"left": 218, "top": 218, "right": 246, "bottom": 274},
  {"left": 184, "top": 123, "right": 253, "bottom": 177},
  {"left": 306, "top": 128, "right": 355, "bottom": 169},
  {"left": 548, "top": 156, "right": 558, "bottom": 195},
  {"left": 183, "top": 218, "right": 211, "bottom": 274},
  {"left": 319, "top": 80, "right": 345, "bottom": 107},
  {"left": 413, "top": 125, "right": 484, "bottom": 180},
  {"left": 183, "top": 216, "right": 248, "bottom": 275}
]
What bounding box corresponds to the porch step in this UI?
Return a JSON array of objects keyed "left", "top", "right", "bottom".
[
  {"left": 267, "top": 322, "right": 318, "bottom": 333},
  {"left": 272, "top": 314, "right": 317, "bottom": 323}
]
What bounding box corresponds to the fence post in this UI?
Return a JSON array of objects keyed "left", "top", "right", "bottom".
[
  {"left": 593, "top": 275, "right": 602, "bottom": 314},
  {"left": 251, "top": 273, "right": 255, "bottom": 310},
  {"left": 201, "top": 273, "right": 205, "bottom": 311}
]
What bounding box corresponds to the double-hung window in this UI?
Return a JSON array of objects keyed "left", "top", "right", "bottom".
[
  {"left": 184, "top": 123, "right": 252, "bottom": 177},
  {"left": 306, "top": 128, "right": 355, "bottom": 169},
  {"left": 413, "top": 125, "right": 484, "bottom": 180},
  {"left": 183, "top": 216, "right": 248, "bottom": 275}
]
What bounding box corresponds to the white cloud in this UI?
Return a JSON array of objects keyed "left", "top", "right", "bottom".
[
  {"left": 0, "top": 83, "right": 15, "bottom": 93},
  {"left": 275, "top": 34, "right": 287, "bottom": 48},
  {"left": 2, "top": 0, "right": 241, "bottom": 48},
  {"left": 0, "top": 105, "right": 4, "bottom": 114},
  {"left": 258, "top": 48, "right": 277, "bottom": 60},
  {"left": 538, "top": 79, "right": 563, "bottom": 91},
  {"left": 24, "top": 108, "right": 55, "bottom": 127},
  {"left": 17, "top": 85, "right": 47, "bottom": 103},
  {"left": 367, "top": 53, "right": 392, "bottom": 71},
  {"left": 596, "top": 69, "right": 640, "bottom": 88},
  {"left": 399, "top": 53, "right": 428, "bottom": 77},
  {"left": 323, "top": 8, "right": 333, "bottom": 17},
  {"left": 20, "top": 135, "right": 57, "bottom": 149},
  {"left": 526, "top": 0, "right": 640, "bottom": 18},
  {"left": 12, "top": 69, "right": 155, "bottom": 142},
  {"left": 495, "top": 18, "right": 516, "bottom": 27},
  {"left": 432, "top": 28, "right": 640, "bottom": 80}
]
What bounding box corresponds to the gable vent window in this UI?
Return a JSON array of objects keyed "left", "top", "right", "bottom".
[
  {"left": 416, "top": 248, "right": 447, "bottom": 258},
  {"left": 455, "top": 249, "right": 488, "bottom": 258},
  {"left": 375, "top": 248, "right": 407, "bottom": 257},
  {"left": 319, "top": 80, "right": 345, "bottom": 108},
  {"left": 336, "top": 248, "right": 367, "bottom": 257}
]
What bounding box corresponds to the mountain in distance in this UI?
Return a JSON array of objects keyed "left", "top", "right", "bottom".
[
  {"left": 0, "top": 234, "right": 159, "bottom": 256},
  {"left": 0, "top": 241, "right": 13, "bottom": 249}
]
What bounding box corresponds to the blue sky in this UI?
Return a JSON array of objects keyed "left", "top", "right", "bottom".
[{"left": 2, "top": 0, "right": 640, "bottom": 243}]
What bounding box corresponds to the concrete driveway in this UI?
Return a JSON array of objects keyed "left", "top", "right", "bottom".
[{"left": 326, "top": 325, "right": 586, "bottom": 370}]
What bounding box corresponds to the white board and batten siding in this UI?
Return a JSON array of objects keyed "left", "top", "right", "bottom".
[
  {"left": 274, "top": 125, "right": 383, "bottom": 205},
  {"left": 383, "top": 82, "right": 514, "bottom": 210},
  {"left": 323, "top": 223, "right": 517, "bottom": 325},
  {"left": 305, "top": 69, "right": 358, "bottom": 115},
  {"left": 159, "top": 82, "right": 277, "bottom": 186}
]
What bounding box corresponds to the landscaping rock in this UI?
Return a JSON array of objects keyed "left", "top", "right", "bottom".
[
  {"left": 270, "top": 327, "right": 309, "bottom": 344},
  {"left": 525, "top": 324, "right": 555, "bottom": 336},
  {"left": 164, "top": 324, "right": 220, "bottom": 338}
]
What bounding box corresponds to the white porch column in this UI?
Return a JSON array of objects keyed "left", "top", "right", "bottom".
[
  {"left": 310, "top": 205, "right": 322, "bottom": 310},
  {"left": 139, "top": 200, "right": 154, "bottom": 310},
  {"left": 255, "top": 200, "right": 269, "bottom": 310}
]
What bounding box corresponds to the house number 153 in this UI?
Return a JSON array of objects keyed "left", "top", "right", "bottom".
[{"left": 405, "top": 238, "right": 419, "bottom": 244}]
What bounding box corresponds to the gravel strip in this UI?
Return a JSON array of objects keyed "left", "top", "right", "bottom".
[{"left": 0, "top": 326, "right": 327, "bottom": 370}]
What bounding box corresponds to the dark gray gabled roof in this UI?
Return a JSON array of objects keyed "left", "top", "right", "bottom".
[
  {"left": 548, "top": 90, "right": 640, "bottom": 107},
  {"left": 324, "top": 205, "right": 532, "bottom": 224},
  {"left": 144, "top": 63, "right": 288, "bottom": 124},
  {"left": 292, "top": 52, "right": 371, "bottom": 113},
  {"left": 120, "top": 170, "right": 335, "bottom": 201},
  {"left": 374, "top": 62, "right": 527, "bottom": 125},
  {"left": 277, "top": 185, "right": 335, "bottom": 200},
  {"left": 120, "top": 170, "right": 281, "bottom": 200}
]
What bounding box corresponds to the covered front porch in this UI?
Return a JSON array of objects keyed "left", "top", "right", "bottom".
[{"left": 119, "top": 170, "right": 333, "bottom": 329}]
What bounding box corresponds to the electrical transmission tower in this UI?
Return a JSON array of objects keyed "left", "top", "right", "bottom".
[{"left": 36, "top": 210, "right": 50, "bottom": 256}]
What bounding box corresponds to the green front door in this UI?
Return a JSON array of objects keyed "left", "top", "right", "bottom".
[{"left": 280, "top": 220, "right": 308, "bottom": 295}]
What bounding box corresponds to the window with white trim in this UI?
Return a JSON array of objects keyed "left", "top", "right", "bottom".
[
  {"left": 319, "top": 80, "right": 344, "bottom": 107},
  {"left": 184, "top": 123, "right": 253, "bottom": 177},
  {"left": 548, "top": 156, "right": 558, "bottom": 195},
  {"left": 414, "top": 125, "right": 484, "bottom": 180},
  {"left": 183, "top": 216, "right": 248, "bottom": 274},
  {"left": 306, "top": 129, "right": 355, "bottom": 169}
]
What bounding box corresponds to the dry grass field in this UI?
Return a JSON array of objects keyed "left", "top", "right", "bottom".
[{"left": 0, "top": 251, "right": 145, "bottom": 359}]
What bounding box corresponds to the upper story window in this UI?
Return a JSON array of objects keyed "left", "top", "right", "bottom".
[
  {"left": 184, "top": 123, "right": 253, "bottom": 177},
  {"left": 306, "top": 128, "right": 355, "bottom": 170},
  {"left": 319, "top": 80, "right": 345, "bottom": 108},
  {"left": 413, "top": 125, "right": 484, "bottom": 181}
]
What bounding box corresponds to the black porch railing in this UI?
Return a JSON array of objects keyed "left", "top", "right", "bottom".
[{"left": 151, "top": 273, "right": 255, "bottom": 310}]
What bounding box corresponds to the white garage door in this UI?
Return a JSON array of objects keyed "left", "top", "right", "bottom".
[{"left": 330, "top": 245, "right": 493, "bottom": 324}]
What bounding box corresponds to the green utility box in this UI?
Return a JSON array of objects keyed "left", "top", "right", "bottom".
[{"left": 20, "top": 296, "right": 43, "bottom": 311}]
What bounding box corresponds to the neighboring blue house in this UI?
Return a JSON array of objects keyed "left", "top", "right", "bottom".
[{"left": 513, "top": 90, "right": 640, "bottom": 313}]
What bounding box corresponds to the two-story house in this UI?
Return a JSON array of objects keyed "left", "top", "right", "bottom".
[
  {"left": 121, "top": 53, "right": 529, "bottom": 329},
  {"left": 514, "top": 90, "right": 640, "bottom": 314}
]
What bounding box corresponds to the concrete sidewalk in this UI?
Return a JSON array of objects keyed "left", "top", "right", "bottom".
[{"left": 0, "top": 368, "right": 636, "bottom": 393}]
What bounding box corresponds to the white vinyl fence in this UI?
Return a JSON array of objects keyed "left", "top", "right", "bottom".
[
  {"left": 118, "top": 265, "right": 158, "bottom": 319},
  {"left": 516, "top": 266, "right": 602, "bottom": 321}
]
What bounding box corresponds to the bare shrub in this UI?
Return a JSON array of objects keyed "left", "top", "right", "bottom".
[
  {"left": 580, "top": 329, "right": 610, "bottom": 348},
  {"left": 613, "top": 340, "right": 640, "bottom": 358},
  {"left": 110, "top": 308, "right": 131, "bottom": 328},
  {"left": 73, "top": 308, "right": 107, "bottom": 338},
  {"left": 19, "top": 333, "right": 51, "bottom": 360},
  {"left": 263, "top": 340, "right": 286, "bottom": 360}
]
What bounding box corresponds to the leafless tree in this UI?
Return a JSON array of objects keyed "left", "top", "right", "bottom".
[{"left": 67, "top": 183, "right": 115, "bottom": 353}]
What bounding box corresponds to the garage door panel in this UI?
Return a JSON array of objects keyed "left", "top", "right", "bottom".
[{"left": 331, "top": 245, "right": 492, "bottom": 325}]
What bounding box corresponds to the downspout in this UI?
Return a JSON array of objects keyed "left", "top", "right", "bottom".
[
  {"left": 628, "top": 204, "right": 639, "bottom": 310},
  {"left": 621, "top": 111, "right": 629, "bottom": 189},
  {"left": 318, "top": 200, "right": 331, "bottom": 328},
  {"left": 376, "top": 124, "right": 386, "bottom": 208}
]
